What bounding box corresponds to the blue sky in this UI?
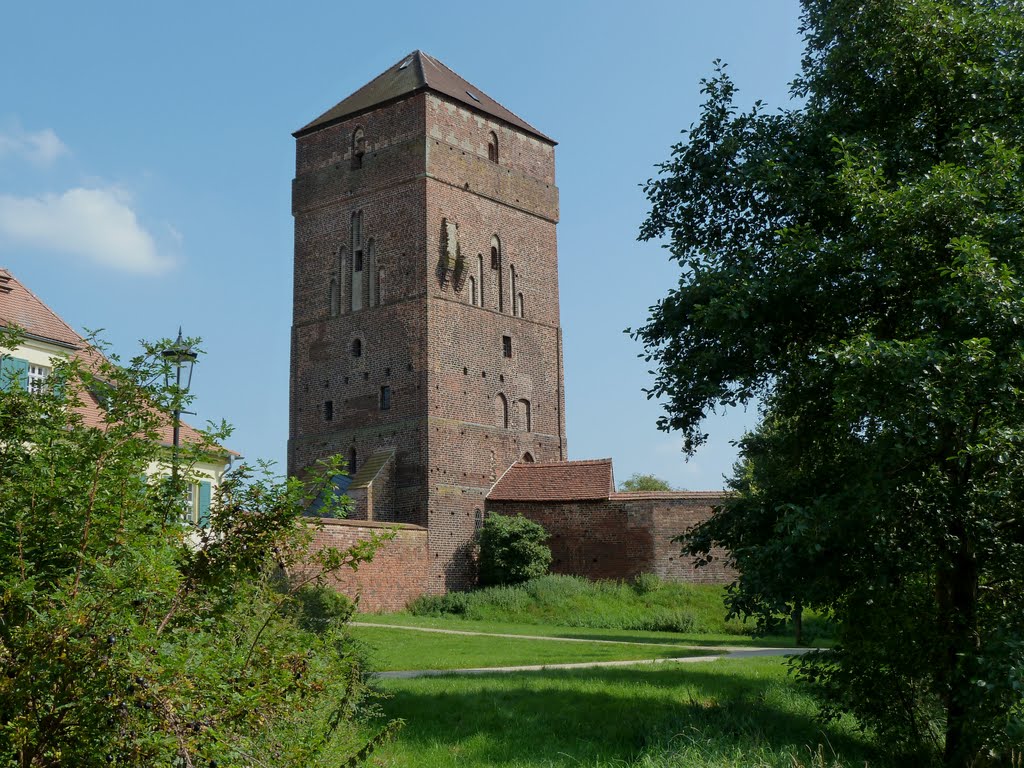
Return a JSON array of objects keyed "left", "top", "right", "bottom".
[{"left": 1, "top": 1, "right": 804, "bottom": 490}]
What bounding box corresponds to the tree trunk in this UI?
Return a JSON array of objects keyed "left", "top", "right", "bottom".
[
  {"left": 939, "top": 530, "right": 980, "bottom": 768},
  {"left": 792, "top": 600, "right": 804, "bottom": 647}
]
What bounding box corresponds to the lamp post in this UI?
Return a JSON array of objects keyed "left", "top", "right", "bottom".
[{"left": 161, "top": 328, "right": 197, "bottom": 485}]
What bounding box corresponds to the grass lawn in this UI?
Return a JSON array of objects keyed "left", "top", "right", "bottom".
[
  {"left": 355, "top": 613, "right": 803, "bottom": 648},
  {"left": 349, "top": 624, "right": 719, "bottom": 671},
  {"left": 367, "top": 657, "right": 879, "bottom": 768}
]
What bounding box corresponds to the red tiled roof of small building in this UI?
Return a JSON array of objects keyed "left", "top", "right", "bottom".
[
  {"left": 487, "top": 458, "right": 615, "bottom": 502},
  {"left": 0, "top": 268, "right": 220, "bottom": 453}
]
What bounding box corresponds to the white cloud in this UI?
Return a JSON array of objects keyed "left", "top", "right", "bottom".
[
  {"left": 0, "top": 187, "right": 173, "bottom": 274},
  {"left": 0, "top": 126, "right": 69, "bottom": 167}
]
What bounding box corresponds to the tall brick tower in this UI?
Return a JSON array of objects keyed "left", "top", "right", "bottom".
[{"left": 289, "top": 51, "right": 566, "bottom": 591}]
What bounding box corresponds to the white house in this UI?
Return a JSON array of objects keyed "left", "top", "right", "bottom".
[{"left": 0, "top": 267, "right": 232, "bottom": 526}]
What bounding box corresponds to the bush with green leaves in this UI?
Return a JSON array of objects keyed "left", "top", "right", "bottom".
[
  {"left": 476, "top": 513, "right": 551, "bottom": 587},
  {"left": 0, "top": 329, "right": 397, "bottom": 767}
]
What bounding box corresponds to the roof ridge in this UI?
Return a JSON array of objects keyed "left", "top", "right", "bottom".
[
  {"left": 0, "top": 268, "right": 84, "bottom": 347},
  {"left": 420, "top": 52, "right": 550, "bottom": 142},
  {"left": 520, "top": 457, "right": 613, "bottom": 467}
]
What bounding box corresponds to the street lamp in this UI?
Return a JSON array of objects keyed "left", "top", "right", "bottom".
[{"left": 161, "top": 328, "right": 197, "bottom": 482}]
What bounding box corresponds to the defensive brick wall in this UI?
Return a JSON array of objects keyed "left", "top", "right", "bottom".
[
  {"left": 306, "top": 517, "right": 429, "bottom": 613},
  {"left": 486, "top": 492, "right": 735, "bottom": 584}
]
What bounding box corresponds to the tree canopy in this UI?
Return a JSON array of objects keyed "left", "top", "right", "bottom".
[
  {"left": 0, "top": 329, "right": 396, "bottom": 767},
  {"left": 634, "top": 1, "right": 1024, "bottom": 764},
  {"left": 619, "top": 473, "right": 674, "bottom": 492}
]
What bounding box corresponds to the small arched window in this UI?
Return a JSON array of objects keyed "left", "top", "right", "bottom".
[
  {"left": 477, "top": 254, "right": 485, "bottom": 306},
  {"left": 469, "top": 276, "right": 478, "bottom": 306},
  {"left": 474, "top": 508, "right": 483, "bottom": 532},
  {"left": 351, "top": 212, "right": 364, "bottom": 311},
  {"left": 329, "top": 277, "right": 340, "bottom": 317},
  {"left": 490, "top": 236, "right": 503, "bottom": 312},
  {"left": 348, "top": 447, "right": 358, "bottom": 474},
  {"left": 510, "top": 265, "right": 517, "bottom": 316},
  {"left": 517, "top": 292, "right": 524, "bottom": 318},
  {"left": 522, "top": 452, "right": 535, "bottom": 463},
  {"left": 352, "top": 127, "right": 365, "bottom": 170},
  {"left": 367, "top": 239, "right": 377, "bottom": 307},
  {"left": 351, "top": 338, "right": 362, "bottom": 357},
  {"left": 487, "top": 131, "right": 499, "bottom": 163},
  {"left": 495, "top": 393, "right": 509, "bottom": 429},
  {"left": 516, "top": 398, "right": 531, "bottom": 432}
]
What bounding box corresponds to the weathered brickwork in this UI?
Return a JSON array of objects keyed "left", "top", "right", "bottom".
[
  {"left": 289, "top": 53, "right": 729, "bottom": 606},
  {"left": 486, "top": 492, "right": 736, "bottom": 584},
  {"left": 305, "top": 518, "right": 429, "bottom": 613},
  {"left": 289, "top": 56, "right": 566, "bottom": 593}
]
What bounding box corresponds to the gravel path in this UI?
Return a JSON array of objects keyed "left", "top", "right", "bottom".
[{"left": 352, "top": 621, "right": 814, "bottom": 679}]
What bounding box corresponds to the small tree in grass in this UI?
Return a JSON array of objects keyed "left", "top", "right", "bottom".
[
  {"left": 0, "top": 328, "right": 398, "bottom": 768},
  {"left": 477, "top": 513, "right": 551, "bottom": 587}
]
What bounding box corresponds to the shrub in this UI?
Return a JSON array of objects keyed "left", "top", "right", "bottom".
[
  {"left": 476, "top": 513, "right": 551, "bottom": 587},
  {"left": 632, "top": 572, "right": 662, "bottom": 595}
]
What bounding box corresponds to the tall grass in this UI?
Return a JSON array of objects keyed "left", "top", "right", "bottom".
[{"left": 407, "top": 574, "right": 767, "bottom": 635}]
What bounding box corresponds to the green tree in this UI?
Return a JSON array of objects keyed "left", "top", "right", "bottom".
[
  {"left": 634, "top": 2, "right": 1024, "bottom": 764},
  {"left": 619, "top": 473, "right": 674, "bottom": 492},
  {"left": 0, "top": 329, "right": 398, "bottom": 767},
  {"left": 477, "top": 513, "right": 552, "bottom": 587}
]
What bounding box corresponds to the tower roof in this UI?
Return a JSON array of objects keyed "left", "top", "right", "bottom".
[{"left": 295, "top": 50, "right": 555, "bottom": 144}]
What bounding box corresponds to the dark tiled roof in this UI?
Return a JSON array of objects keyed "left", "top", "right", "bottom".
[
  {"left": 295, "top": 50, "right": 554, "bottom": 143},
  {"left": 0, "top": 267, "right": 220, "bottom": 453},
  {"left": 487, "top": 459, "right": 615, "bottom": 502}
]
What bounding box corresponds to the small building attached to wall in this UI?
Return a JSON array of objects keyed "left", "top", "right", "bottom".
[{"left": 486, "top": 458, "right": 735, "bottom": 584}]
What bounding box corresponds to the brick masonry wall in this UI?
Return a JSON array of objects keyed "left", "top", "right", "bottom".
[
  {"left": 291, "top": 80, "right": 567, "bottom": 595},
  {"left": 487, "top": 492, "right": 735, "bottom": 584},
  {"left": 305, "top": 517, "right": 429, "bottom": 613},
  {"left": 423, "top": 96, "right": 565, "bottom": 593}
]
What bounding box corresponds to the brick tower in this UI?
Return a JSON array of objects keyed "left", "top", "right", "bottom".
[{"left": 289, "top": 51, "right": 567, "bottom": 591}]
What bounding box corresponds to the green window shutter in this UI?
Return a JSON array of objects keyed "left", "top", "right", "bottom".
[
  {"left": 198, "top": 480, "right": 212, "bottom": 529},
  {"left": 0, "top": 356, "right": 29, "bottom": 391}
]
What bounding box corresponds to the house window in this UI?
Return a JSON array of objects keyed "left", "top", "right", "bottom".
[
  {"left": 380, "top": 385, "right": 391, "bottom": 411},
  {"left": 474, "top": 508, "right": 483, "bottom": 532},
  {"left": 28, "top": 364, "right": 50, "bottom": 394},
  {"left": 352, "top": 338, "right": 362, "bottom": 357},
  {"left": 324, "top": 400, "right": 334, "bottom": 421},
  {"left": 487, "top": 131, "right": 499, "bottom": 163},
  {"left": 349, "top": 447, "right": 358, "bottom": 474},
  {"left": 502, "top": 336, "right": 512, "bottom": 358},
  {"left": 182, "top": 480, "right": 212, "bottom": 528}
]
